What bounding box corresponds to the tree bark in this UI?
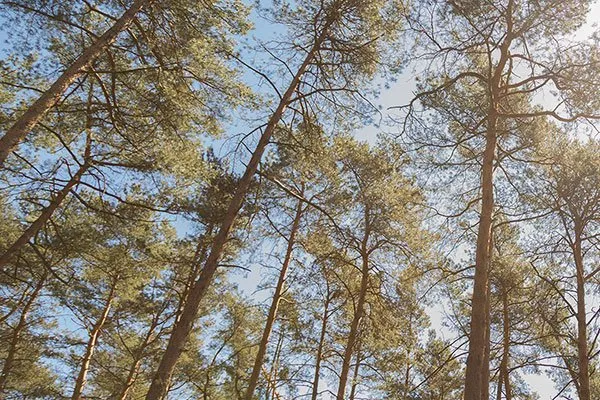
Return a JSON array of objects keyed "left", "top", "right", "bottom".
[
  {"left": 0, "top": 0, "right": 151, "bottom": 165},
  {"left": 310, "top": 285, "right": 332, "bottom": 400},
  {"left": 244, "top": 199, "right": 303, "bottom": 400},
  {"left": 336, "top": 212, "right": 370, "bottom": 400},
  {"left": 267, "top": 328, "right": 285, "bottom": 400},
  {"left": 144, "top": 24, "right": 330, "bottom": 400},
  {"left": 463, "top": 2, "right": 513, "bottom": 399},
  {"left": 481, "top": 276, "right": 492, "bottom": 400},
  {"left": 71, "top": 277, "right": 118, "bottom": 400},
  {"left": 117, "top": 312, "right": 160, "bottom": 400},
  {"left": 335, "top": 256, "right": 368, "bottom": 400},
  {"left": 0, "top": 272, "right": 47, "bottom": 392},
  {"left": 118, "top": 359, "right": 142, "bottom": 400},
  {"left": 174, "top": 226, "right": 213, "bottom": 323},
  {"left": 496, "top": 285, "right": 512, "bottom": 400},
  {"left": 573, "top": 227, "right": 590, "bottom": 400},
  {"left": 348, "top": 339, "right": 362, "bottom": 400}
]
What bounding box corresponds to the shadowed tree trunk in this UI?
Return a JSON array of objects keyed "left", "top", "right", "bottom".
[
  {"left": 71, "top": 276, "right": 118, "bottom": 400},
  {"left": 573, "top": 222, "right": 590, "bottom": 400},
  {"left": 481, "top": 274, "right": 492, "bottom": 400},
  {"left": 0, "top": 160, "right": 90, "bottom": 268},
  {"left": 496, "top": 285, "right": 512, "bottom": 400},
  {"left": 118, "top": 359, "right": 142, "bottom": 400},
  {"left": 481, "top": 308, "right": 491, "bottom": 400},
  {"left": 348, "top": 339, "right": 362, "bottom": 400},
  {"left": 117, "top": 311, "right": 161, "bottom": 400},
  {"left": 244, "top": 199, "right": 303, "bottom": 400},
  {"left": 0, "top": 91, "right": 94, "bottom": 269},
  {"left": 0, "top": 0, "right": 151, "bottom": 165},
  {"left": 267, "top": 328, "right": 285, "bottom": 400},
  {"left": 144, "top": 23, "right": 331, "bottom": 400},
  {"left": 0, "top": 272, "right": 47, "bottom": 392},
  {"left": 311, "top": 284, "right": 332, "bottom": 400},
  {"left": 336, "top": 210, "right": 370, "bottom": 400}
]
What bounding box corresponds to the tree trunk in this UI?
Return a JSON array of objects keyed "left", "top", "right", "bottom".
[
  {"left": 348, "top": 339, "right": 362, "bottom": 400},
  {"left": 0, "top": 161, "right": 90, "bottom": 268},
  {"left": 244, "top": 199, "right": 303, "bottom": 400},
  {"left": 117, "top": 313, "right": 160, "bottom": 400},
  {"left": 0, "top": 0, "right": 151, "bottom": 165},
  {"left": 310, "top": 286, "right": 332, "bottom": 400},
  {"left": 0, "top": 272, "right": 47, "bottom": 392},
  {"left": 336, "top": 217, "right": 370, "bottom": 400},
  {"left": 403, "top": 320, "right": 413, "bottom": 399},
  {"left": 0, "top": 88, "right": 95, "bottom": 269},
  {"left": 267, "top": 328, "right": 285, "bottom": 400},
  {"left": 496, "top": 285, "right": 512, "bottom": 400},
  {"left": 118, "top": 359, "right": 142, "bottom": 400},
  {"left": 174, "top": 226, "right": 213, "bottom": 323},
  {"left": 481, "top": 277, "right": 492, "bottom": 400},
  {"left": 573, "top": 229, "right": 590, "bottom": 400},
  {"left": 71, "top": 277, "right": 118, "bottom": 400},
  {"left": 463, "top": 2, "right": 514, "bottom": 398},
  {"left": 144, "top": 25, "right": 330, "bottom": 400}
]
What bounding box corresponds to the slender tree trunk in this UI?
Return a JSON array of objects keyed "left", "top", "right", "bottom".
[
  {"left": 496, "top": 285, "right": 512, "bottom": 400},
  {"left": 118, "top": 359, "right": 142, "bottom": 400},
  {"left": 0, "top": 272, "right": 47, "bottom": 392},
  {"left": 464, "top": 3, "right": 514, "bottom": 399},
  {"left": 336, "top": 257, "right": 368, "bottom": 400},
  {"left": 481, "top": 277, "right": 492, "bottom": 400},
  {"left": 0, "top": 0, "right": 151, "bottom": 165},
  {"left": 0, "top": 290, "right": 29, "bottom": 325},
  {"left": 117, "top": 314, "right": 160, "bottom": 400},
  {"left": 336, "top": 218, "right": 370, "bottom": 400},
  {"left": 348, "top": 339, "right": 362, "bottom": 400},
  {"left": 144, "top": 25, "right": 330, "bottom": 400},
  {"left": 71, "top": 277, "right": 118, "bottom": 400},
  {"left": 403, "top": 320, "right": 413, "bottom": 399},
  {"left": 244, "top": 199, "right": 303, "bottom": 400},
  {"left": 0, "top": 161, "right": 90, "bottom": 268},
  {"left": 310, "top": 286, "right": 332, "bottom": 400},
  {"left": 267, "top": 328, "right": 285, "bottom": 400},
  {"left": 0, "top": 89, "right": 94, "bottom": 269},
  {"left": 573, "top": 228, "right": 590, "bottom": 400}
]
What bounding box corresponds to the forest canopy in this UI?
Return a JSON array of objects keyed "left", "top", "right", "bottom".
[{"left": 0, "top": 0, "right": 600, "bottom": 399}]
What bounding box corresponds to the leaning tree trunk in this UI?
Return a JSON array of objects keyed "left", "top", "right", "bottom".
[
  {"left": 310, "top": 285, "right": 332, "bottom": 400},
  {"left": 0, "top": 0, "right": 151, "bottom": 165},
  {"left": 573, "top": 227, "right": 590, "bottom": 400},
  {"left": 463, "top": 2, "right": 514, "bottom": 398},
  {"left": 0, "top": 160, "right": 90, "bottom": 268},
  {"left": 118, "top": 358, "right": 142, "bottom": 400},
  {"left": 71, "top": 277, "right": 118, "bottom": 400},
  {"left": 244, "top": 199, "right": 303, "bottom": 400},
  {"left": 0, "top": 90, "right": 94, "bottom": 268},
  {"left": 0, "top": 272, "right": 47, "bottom": 392},
  {"left": 144, "top": 24, "right": 331, "bottom": 400},
  {"left": 336, "top": 226, "right": 370, "bottom": 400},
  {"left": 174, "top": 226, "right": 213, "bottom": 323},
  {"left": 267, "top": 328, "right": 285, "bottom": 400}
]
